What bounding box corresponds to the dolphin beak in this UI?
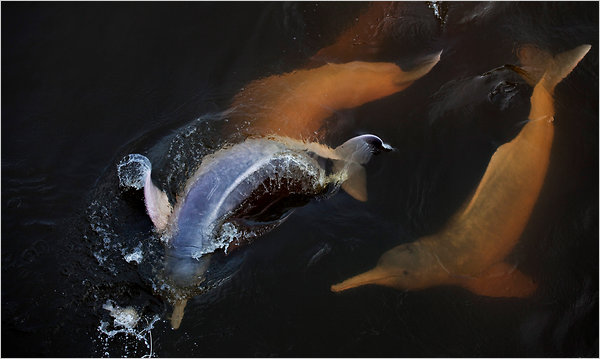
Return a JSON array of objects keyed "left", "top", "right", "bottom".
[{"left": 330, "top": 267, "right": 390, "bottom": 292}]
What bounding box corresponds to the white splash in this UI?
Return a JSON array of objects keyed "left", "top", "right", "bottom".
[
  {"left": 103, "top": 300, "right": 140, "bottom": 329},
  {"left": 124, "top": 245, "right": 144, "bottom": 264},
  {"left": 117, "top": 154, "right": 152, "bottom": 190},
  {"left": 98, "top": 300, "right": 160, "bottom": 358}
]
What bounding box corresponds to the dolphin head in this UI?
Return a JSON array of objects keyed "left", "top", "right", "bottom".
[
  {"left": 162, "top": 246, "right": 211, "bottom": 289},
  {"left": 331, "top": 241, "right": 443, "bottom": 292}
]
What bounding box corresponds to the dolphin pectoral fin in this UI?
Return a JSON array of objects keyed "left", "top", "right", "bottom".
[
  {"left": 170, "top": 299, "right": 188, "bottom": 330},
  {"left": 143, "top": 170, "right": 172, "bottom": 231},
  {"left": 331, "top": 267, "right": 391, "bottom": 292},
  {"left": 460, "top": 262, "right": 537, "bottom": 298},
  {"left": 340, "top": 162, "right": 368, "bottom": 202}
]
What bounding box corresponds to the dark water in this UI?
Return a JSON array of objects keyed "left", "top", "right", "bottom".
[{"left": 2, "top": 2, "right": 598, "bottom": 357}]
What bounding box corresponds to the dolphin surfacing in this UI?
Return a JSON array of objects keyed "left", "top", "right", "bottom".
[
  {"left": 331, "top": 44, "right": 591, "bottom": 298},
  {"left": 122, "top": 50, "right": 440, "bottom": 328},
  {"left": 128, "top": 134, "right": 391, "bottom": 328}
]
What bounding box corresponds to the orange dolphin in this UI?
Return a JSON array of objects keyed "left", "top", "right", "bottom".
[
  {"left": 331, "top": 44, "right": 591, "bottom": 298},
  {"left": 310, "top": 2, "right": 399, "bottom": 64},
  {"left": 230, "top": 52, "right": 441, "bottom": 140},
  {"left": 165, "top": 48, "right": 440, "bottom": 329}
]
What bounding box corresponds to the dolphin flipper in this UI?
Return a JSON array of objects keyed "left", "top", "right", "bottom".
[
  {"left": 460, "top": 262, "right": 537, "bottom": 298},
  {"left": 142, "top": 167, "right": 172, "bottom": 231},
  {"left": 118, "top": 153, "right": 172, "bottom": 230}
]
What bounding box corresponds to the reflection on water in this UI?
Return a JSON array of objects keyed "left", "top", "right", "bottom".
[{"left": 2, "top": 2, "right": 598, "bottom": 357}]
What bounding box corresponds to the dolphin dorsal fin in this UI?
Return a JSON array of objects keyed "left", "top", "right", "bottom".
[{"left": 333, "top": 134, "right": 392, "bottom": 201}]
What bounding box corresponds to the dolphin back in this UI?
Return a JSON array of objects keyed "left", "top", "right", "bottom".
[{"left": 169, "top": 138, "right": 329, "bottom": 258}]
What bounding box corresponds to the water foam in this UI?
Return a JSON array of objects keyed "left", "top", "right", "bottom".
[
  {"left": 117, "top": 154, "right": 152, "bottom": 190},
  {"left": 98, "top": 300, "right": 160, "bottom": 357},
  {"left": 123, "top": 244, "right": 144, "bottom": 264}
]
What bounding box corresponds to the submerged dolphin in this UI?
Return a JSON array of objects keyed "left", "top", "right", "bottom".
[
  {"left": 129, "top": 133, "right": 391, "bottom": 328},
  {"left": 331, "top": 44, "right": 591, "bottom": 297},
  {"left": 230, "top": 52, "right": 441, "bottom": 140}
]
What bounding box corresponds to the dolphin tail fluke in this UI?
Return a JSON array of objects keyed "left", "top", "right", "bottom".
[
  {"left": 170, "top": 299, "right": 188, "bottom": 330},
  {"left": 460, "top": 262, "right": 537, "bottom": 298},
  {"left": 541, "top": 44, "right": 591, "bottom": 94},
  {"left": 397, "top": 50, "right": 443, "bottom": 84},
  {"left": 517, "top": 44, "right": 591, "bottom": 91},
  {"left": 516, "top": 45, "right": 553, "bottom": 86},
  {"left": 331, "top": 266, "right": 391, "bottom": 292},
  {"left": 522, "top": 44, "right": 591, "bottom": 121}
]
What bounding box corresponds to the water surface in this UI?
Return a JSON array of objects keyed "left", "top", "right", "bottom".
[{"left": 2, "top": 2, "right": 598, "bottom": 357}]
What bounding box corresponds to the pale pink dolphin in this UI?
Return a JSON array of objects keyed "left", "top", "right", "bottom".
[
  {"left": 331, "top": 44, "right": 591, "bottom": 298},
  {"left": 230, "top": 52, "right": 441, "bottom": 140}
]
